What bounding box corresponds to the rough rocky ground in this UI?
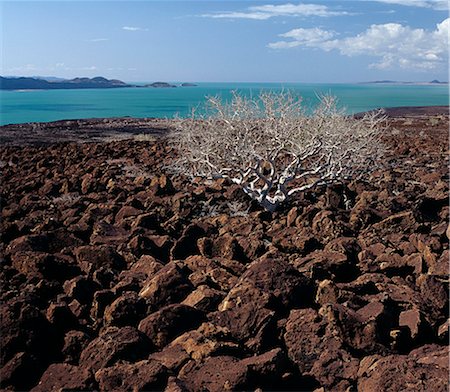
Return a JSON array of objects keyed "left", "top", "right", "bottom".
[{"left": 0, "top": 108, "right": 449, "bottom": 391}]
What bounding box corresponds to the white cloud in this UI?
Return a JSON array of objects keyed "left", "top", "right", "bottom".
[
  {"left": 88, "top": 38, "right": 109, "bottom": 42},
  {"left": 269, "top": 27, "right": 335, "bottom": 48},
  {"left": 268, "top": 18, "right": 449, "bottom": 70},
  {"left": 81, "top": 66, "right": 98, "bottom": 71},
  {"left": 122, "top": 26, "right": 148, "bottom": 31},
  {"left": 201, "top": 2, "right": 351, "bottom": 20},
  {"left": 371, "top": 0, "right": 449, "bottom": 10}
]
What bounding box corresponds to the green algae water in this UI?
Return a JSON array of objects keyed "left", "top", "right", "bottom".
[{"left": 0, "top": 82, "right": 448, "bottom": 125}]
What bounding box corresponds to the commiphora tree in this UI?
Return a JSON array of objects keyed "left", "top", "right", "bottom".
[{"left": 170, "top": 91, "right": 385, "bottom": 212}]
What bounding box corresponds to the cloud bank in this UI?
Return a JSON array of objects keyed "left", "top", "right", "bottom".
[
  {"left": 201, "top": 3, "right": 351, "bottom": 20},
  {"left": 122, "top": 26, "right": 148, "bottom": 31},
  {"left": 269, "top": 18, "right": 449, "bottom": 70},
  {"left": 371, "top": 0, "right": 449, "bottom": 10}
]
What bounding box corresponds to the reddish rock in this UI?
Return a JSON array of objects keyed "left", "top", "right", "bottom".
[
  {"left": 312, "top": 210, "right": 345, "bottom": 241},
  {"left": 79, "top": 326, "right": 152, "bottom": 372},
  {"left": 284, "top": 308, "right": 325, "bottom": 374},
  {"left": 428, "top": 249, "right": 449, "bottom": 276},
  {"left": 198, "top": 233, "right": 245, "bottom": 261},
  {"left": 284, "top": 308, "right": 360, "bottom": 389},
  {"left": 7, "top": 231, "right": 81, "bottom": 255},
  {"left": 74, "top": 245, "right": 126, "bottom": 275},
  {"left": 223, "top": 256, "right": 313, "bottom": 311},
  {"left": 138, "top": 304, "right": 205, "bottom": 349},
  {"left": 114, "top": 205, "right": 142, "bottom": 226},
  {"left": 90, "top": 289, "right": 116, "bottom": 321},
  {"left": 179, "top": 356, "right": 248, "bottom": 392},
  {"left": 46, "top": 302, "right": 78, "bottom": 331},
  {"left": 81, "top": 173, "right": 94, "bottom": 194},
  {"left": 31, "top": 363, "right": 94, "bottom": 392},
  {"left": 103, "top": 291, "right": 147, "bottom": 327},
  {"left": 1, "top": 299, "right": 54, "bottom": 366},
  {"left": 130, "top": 254, "right": 164, "bottom": 277},
  {"left": 170, "top": 223, "right": 209, "bottom": 260},
  {"left": 437, "top": 319, "right": 449, "bottom": 342},
  {"left": 241, "top": 348, "right": 288, "bottom": 388},
  {"left": 357, "top": 345, "right": 448, "bottom": 391},
  {"left": 286, "top": 207, "right": 298, "bottom": 227},
  {"left": 63, "top": 276, "right": 99, "bottom": 304},
  {"left": 131, "top": 212, "right": 160, "bottom": 230},
  {"left": 62, "top": 330, "right": 91, "bottom": 364},
  {"left": 95, "top": 359, "right": 168, "bottom": 392},
  {"left": 90, "top": 221, "right": 129, "bottom": 246},
  {"left": 399, "top": 308, "right": 426, "bottom": 340},
  {"left": 169, "top": 322, "right": 239, "bottom": 361},
  {"left": 182, "top": 284, "right": 224, "bottom": 312},
  {"left": 165, "top": 376, "right": 189, "bottom": 392},
  {"left": 0, "top": 352, "right": 40, "bottom": 391},
  {"left": 294, "top": 250, "right": 354, "bottom": 281},
  {"left": 11, "top": 252, "right": 79, "bottom": 281},
  {"left": 149, "top": 345, "right": 190, "bottom": 372},
  {"left": 315, "top": 279, "right": 340, "bottom": 305},
  {"left": 209, "top": 304, "right": 275, "bottom": 353},
  {"left": 139, "top": 262, "right": 193, "bottom": 310},
  {"left": 184, "top": 255, "right": 243, "bottom": 291},
  {"left": 417, "top": 274, "right": 448, "bottom": 326}
]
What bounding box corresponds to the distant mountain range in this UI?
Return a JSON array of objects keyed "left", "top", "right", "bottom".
[
  {"left": 364, "top": 80, "right": 448, "bottom": 85},
  {"left": 0, "top": 76, "right": 129, "bottom": 90},
  {"left": 0, "top": 76, "right": 198, "bottom": 90}
]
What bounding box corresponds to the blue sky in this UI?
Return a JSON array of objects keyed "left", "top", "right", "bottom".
[{"left": 1, "top": 0, "right": 448, "bottom": 82}]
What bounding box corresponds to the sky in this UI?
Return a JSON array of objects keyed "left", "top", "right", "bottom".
[{"left": 1, "top": 0, "right": 449, "bottom": 82}]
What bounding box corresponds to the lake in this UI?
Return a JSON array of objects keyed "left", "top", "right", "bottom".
[{"left": 0, "top": 82, "right": 448, "bottom": 125}]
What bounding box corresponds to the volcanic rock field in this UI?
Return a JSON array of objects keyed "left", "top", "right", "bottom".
[{"left": 0, "top": 108, "right": 449, "bottom": 391}]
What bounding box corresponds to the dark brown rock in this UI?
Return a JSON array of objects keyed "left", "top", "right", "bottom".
[
  {"left": 95, "top": 359, "right": 168, "bottom": 392},
  {"left": 184, "top": 255, "right": 244, "bottom": 291},
  {"left": 357, "top": 345, "right": 448, "bottom": 391},
  {"left": 227, "top": 256, "right": 313, "bottom": 311},
  {"left": 46, "top": 302, "right": 78, "bottom": 331},
  {"left": 130, "top": 254, "right": 164, "bottom": 277},
  {"left": 11, "top": 252, "right": 80, "bottom": 281},
  {"left": 0, "top": 352, "right": 40, "bottom": 391},
  {"left": 399, "top": 308, "right": 426, "bottom": 340},
  {"left": 179, "top": 356, "right": 248, "bottom": 392},
  {"left": 74, "top": 245, "right": 126, "bottom": 275},
  {"left": 169, "top": 322, "right": 239, "bottom": 361},
  {"left": 62, "top": 330, "right": 91, "bottom": 364},
  {"left": 170, "top": 222, "right": 209, "bottom": 260},
  {"left": 79, "top": 326, "right": 152, "bottom": 372},
  {"left": 138, "top": 304, "right": 205, "bottom": 349},
  {"left": 149, "top": 345, "right": 190, "bottom": 372},
  {"left": 182, "top": 284, "right": 225, "bottom": 312},
  {"left": 209, "top": 304, "right": 275, "bottom": 353},
  {"left": 63, "top": 276, "right": 99, "bottom": 304},
  {"left": 139, "top": 262, "right": 193, "bottom": 310},
  {"left": 90, "top": 289, "right": 116, "bottom": 321},
  {"left": 31, "top": 363, "right": 94, "bottom": 392},
  {"left": 104, "top": 291, "right": 147, "bottom": 327}
]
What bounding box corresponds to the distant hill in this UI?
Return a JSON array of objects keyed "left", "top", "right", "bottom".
[
  {"left": 364, "top": 80, "right": 448, "bottom": 85},
  {"left": 0, "top": 76, "right": 131, "bottom": 90}
]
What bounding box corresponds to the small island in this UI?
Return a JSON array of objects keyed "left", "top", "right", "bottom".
[{"left": 144, "top": 82, "right": 177, "bottom": 88}]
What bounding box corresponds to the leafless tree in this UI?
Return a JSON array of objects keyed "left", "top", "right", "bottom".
[{"left": 170, "top": 91, "right": 386, "bottom": 212}]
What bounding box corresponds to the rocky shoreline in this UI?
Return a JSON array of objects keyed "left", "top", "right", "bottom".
[{"left": 1, "top": 107, "right": 449, "bottom": 391}]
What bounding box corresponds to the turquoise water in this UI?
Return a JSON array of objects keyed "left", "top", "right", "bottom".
[{"left": 0, "top": 82, "right": 448, "bottom": 125}]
